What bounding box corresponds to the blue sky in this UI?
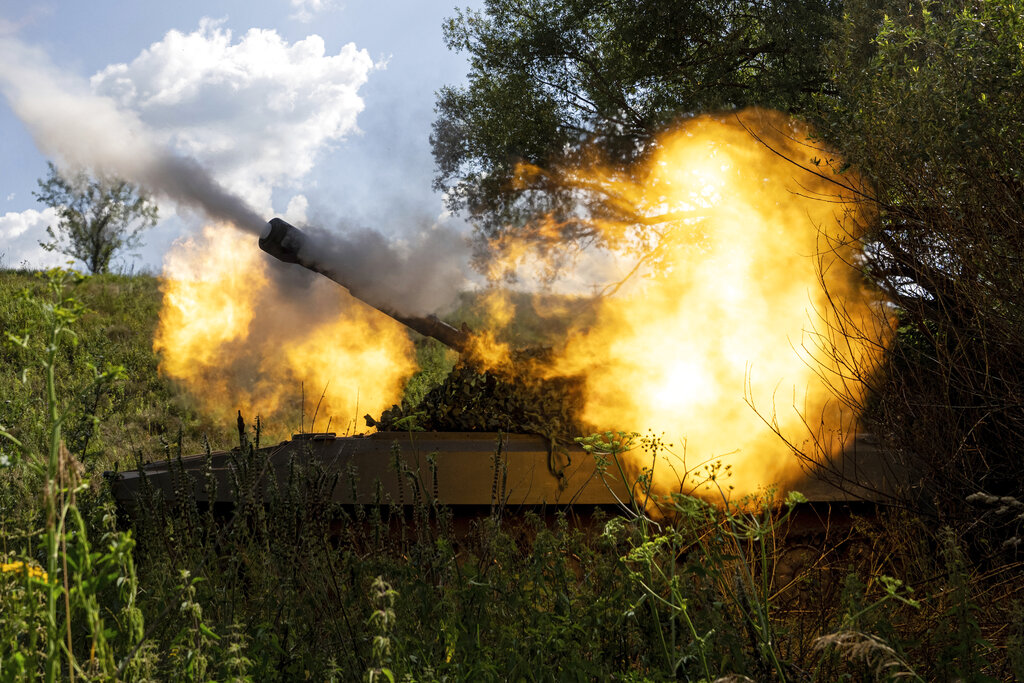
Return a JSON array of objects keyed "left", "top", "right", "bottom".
[{"left": 0, "top": 0, "right": 480, "bottom": 271}]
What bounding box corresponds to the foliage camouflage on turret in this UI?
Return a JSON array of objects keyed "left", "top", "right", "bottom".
[{"left": 367, "top": 352, "right": 587, "bottom": 477}]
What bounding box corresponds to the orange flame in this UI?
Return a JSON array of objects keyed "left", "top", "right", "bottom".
[
  {"left": 154, "top": 224, "right": 416, "bottom": 438},
  {"left": 152, "top": 109, "right": 884, "bottom": 501},
  {"left": 481, "top": 110, "right": 886, "bottom": 498}
]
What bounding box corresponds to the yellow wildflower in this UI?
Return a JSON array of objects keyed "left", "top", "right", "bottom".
[{"left": 1, "top": 561, "right": 48, "bottom": 582}]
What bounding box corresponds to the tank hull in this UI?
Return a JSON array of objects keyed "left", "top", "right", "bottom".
[
  {"left": 109, "top": 431, "right": 628, "bottom": 510},
  {"left": 107, "top": 431, "right": 905, "bottom": 512}
]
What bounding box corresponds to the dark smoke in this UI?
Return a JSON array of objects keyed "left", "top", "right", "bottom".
[{"left": 290, "top": 219, "right": 469, "bottom": 318}]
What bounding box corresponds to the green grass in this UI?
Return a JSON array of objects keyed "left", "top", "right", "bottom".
[
  {"left": 0, "top": 268, "right": 1022, "bottom": 681},
  {"left": 0, "top": 269, "right": 232, "bottom": 471}
]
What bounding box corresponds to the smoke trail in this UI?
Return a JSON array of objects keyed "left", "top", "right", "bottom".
[
  {"left": 0, "top": 35, "right": 265, "bottom": 233},
  {"left": 294, "top": 220, "right": 471, "bottom": 317},
  {"left": 1, "top": 33, "right": 472, "bottom": 319}
]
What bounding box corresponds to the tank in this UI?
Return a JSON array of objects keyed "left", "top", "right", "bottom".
[
  {"left": 105, "top": 219, "right": 913, "bottom": 524},
  {"left": 109, "top": 431, "right": 626, "bottom": 511}
]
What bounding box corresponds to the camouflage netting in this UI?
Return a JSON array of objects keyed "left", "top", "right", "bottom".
[{"left": 366, "top": 353, "right": 589, "bottom": 477}]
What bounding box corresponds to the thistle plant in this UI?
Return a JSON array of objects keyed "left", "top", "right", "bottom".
[{"left": 366, "top": 576, "right": 399, "bottom": 683}]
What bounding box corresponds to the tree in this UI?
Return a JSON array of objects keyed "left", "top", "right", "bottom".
[
  {"left": 34, "top": 162, "right": 158, "bottom": 274},
  {"left": 432, "top": 0, "right": 842, "bottom": 267},
  {"left": 807, "top": 0, "right": 1024, "bottom": 515}
]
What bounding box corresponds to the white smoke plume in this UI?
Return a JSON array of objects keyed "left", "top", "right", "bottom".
[
  {"left": 0, "top": 29, "right": 471, "bottom": 316},
  {"left": 0, "top": 34, "right": 266, "bottom": 234}
]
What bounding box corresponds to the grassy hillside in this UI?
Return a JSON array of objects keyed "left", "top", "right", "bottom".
[{"left": 0, "top": 269, "right": 233, "bottom": 470}]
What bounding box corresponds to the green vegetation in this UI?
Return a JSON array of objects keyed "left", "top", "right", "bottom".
[
  {"left": 0, "top": 268, "right": 1021, "bottom": 680},
  {"left": 2, "top": 0, "right": 1023, "bottom": 678},
  {"left": 808, "top": 0, "right": 1024, "bottom": 529},
  {"left": 0, "top": 269, "right": 231, "bottom": 472}
]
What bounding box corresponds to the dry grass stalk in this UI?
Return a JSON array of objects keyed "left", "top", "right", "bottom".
[{"left": 814, "top": 630, "right": 922, "bottom": 680}]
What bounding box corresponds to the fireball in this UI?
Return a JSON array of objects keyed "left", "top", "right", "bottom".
[{"left": 154, "top": 224, "right": 416, "bottom": 438}]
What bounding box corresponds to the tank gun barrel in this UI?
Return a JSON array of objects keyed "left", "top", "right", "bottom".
[{"left": 259, "top": 217, "right": 470, "bottom": 353}]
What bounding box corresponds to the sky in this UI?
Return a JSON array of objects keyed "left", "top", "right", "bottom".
[{"left": 0, "top": 0, "right": 481, "bottom": 272}]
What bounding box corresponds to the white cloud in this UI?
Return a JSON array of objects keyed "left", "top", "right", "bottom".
[
  {"left": 284, "top": 194, "right": 308, "bottom": 223},
  {"left": 290, "top": 0, "right": 334, "bottom": 23},
  {"left": 5, "top": 193, "right": 14, "bottom": 201},
  {"left": 0, "top": 207, "right": 66, "bottom": 269},
  {"left": 90, "top": 18, "right": 374, "bottom": 217},
  {"left": 0, "top": 22, "right": 374, "bottom": 269}
]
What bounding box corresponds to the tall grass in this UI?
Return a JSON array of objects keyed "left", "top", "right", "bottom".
[
  {"left": 0, "top": 269, "right": 231, "bottom": 471},
  {"left": 0, "top": 269, "right": 1021, "bottom": 680},
  {"left": 1, "top": 269, "right": 142, "bottom": 681}
]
